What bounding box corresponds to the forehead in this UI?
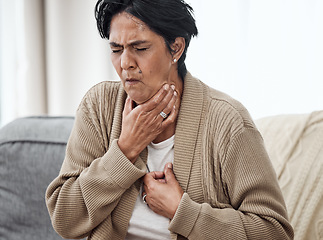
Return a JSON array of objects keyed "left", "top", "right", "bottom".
[{"left": 109, "top": 12, "right": 162, "bottom": 44}]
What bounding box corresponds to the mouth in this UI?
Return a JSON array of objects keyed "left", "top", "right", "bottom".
[{"left": 125, "top": 78, "right": 141, "bottom": 85}]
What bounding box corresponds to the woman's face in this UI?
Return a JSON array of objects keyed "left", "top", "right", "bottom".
[{"left": 109, "top": 12, "right": 175, "bottom": 104}]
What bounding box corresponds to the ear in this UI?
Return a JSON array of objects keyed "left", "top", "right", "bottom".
[{"left": 171, "top": 37, "right": 185, "bottom": 64}]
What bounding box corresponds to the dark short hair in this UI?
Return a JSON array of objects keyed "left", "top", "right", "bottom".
[{"left": 95, "top": 0, "right": 198, "bottom": 79}]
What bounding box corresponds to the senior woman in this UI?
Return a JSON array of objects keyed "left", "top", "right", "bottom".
[{"left": 46, "top": 0, "right": 294, "bottom": 239}]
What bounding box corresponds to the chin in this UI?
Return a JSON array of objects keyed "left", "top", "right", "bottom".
[
  {"left": 127, "top": 89, "right": 156, "bottom": 105},
  {"left": 128, "top": 93, "right": 149, "bottom": 105}
]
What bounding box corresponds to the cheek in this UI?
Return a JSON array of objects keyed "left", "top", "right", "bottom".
[{"left": 141, "top": 56, "right": 172, "bottom": 80}]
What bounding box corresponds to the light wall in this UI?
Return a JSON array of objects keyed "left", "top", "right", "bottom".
[
  {"left": 0, "top": 0, "right": 117, "bottom": 126},
  {"left": 186, "top": 0, "right": 323, "bottom": 119},
  {"left": 1, "top": 0, "right": 322, "bottom": 126},
  {"left": 45, "top": 0, "right": 117, "bottom": 116}
]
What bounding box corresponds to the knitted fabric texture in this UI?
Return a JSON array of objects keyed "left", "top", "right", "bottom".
[
  {"left": 46, "top": 73, "right": 293, "bottom": 240},
  {"left": 256, "top": 111, "right": 323, "bottom": 240}
]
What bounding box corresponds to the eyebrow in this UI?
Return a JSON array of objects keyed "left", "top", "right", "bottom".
[{"left": 109, "top": 40, "right": 149, "bottom": 48}]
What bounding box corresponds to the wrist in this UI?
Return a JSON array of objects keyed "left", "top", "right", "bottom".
[
  {"left": 117, "top": 139, "right": 139, "bottom": 163},
  {"left": 170, "top": 190, "right": 184, "bottom": 219}
]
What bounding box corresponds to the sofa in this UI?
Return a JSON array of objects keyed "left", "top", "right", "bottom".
[
  {"left": 255, "top": 110, "right": 323, "bottom": 240},
  {"left": 0, "top": 112, "right": 322, "bottom": 240},
  {"left": 0, "top": 117, "right": 78, "bottom": 240}
]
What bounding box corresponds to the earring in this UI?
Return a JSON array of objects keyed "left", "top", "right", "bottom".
[{"left": 173, "top": 59, "right": 177, "bottom": 63}]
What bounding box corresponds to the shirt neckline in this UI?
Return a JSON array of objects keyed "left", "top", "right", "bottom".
[{"left": 149, "top": 135, "right": 175, "bottom": 150}]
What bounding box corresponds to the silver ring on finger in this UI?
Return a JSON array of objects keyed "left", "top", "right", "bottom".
[
  {"left": 160, "top": 111, "right": 168, "bottom": 119},
  {"left": 142, "top": 194, "right": 147, "bottom": 204}
]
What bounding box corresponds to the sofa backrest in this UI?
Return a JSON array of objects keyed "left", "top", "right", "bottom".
[
  {"left": 0, "top": 116, "right": 74, "bottom": 240},
  {"left": 256, "top": 111, "right": 323, "bottom": 240}
]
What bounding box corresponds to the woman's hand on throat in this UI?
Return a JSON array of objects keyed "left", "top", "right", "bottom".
[{"left": 118, "top": 84, "right": 179, "bottom": 163}]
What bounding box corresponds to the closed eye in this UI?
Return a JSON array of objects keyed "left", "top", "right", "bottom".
[
  {"left": 136, "top": 48, "right": 148, "bottom": 51},
  {"left": 111, "top": 49, "right": 122, "bottom": 53}
]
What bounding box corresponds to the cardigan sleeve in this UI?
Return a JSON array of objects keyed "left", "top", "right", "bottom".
[
  {"left": 45, "top": 85, "right": 146, "bottom": 239},
  {"left": 169, "top": 128, "right": 294, "bottom": 239}
]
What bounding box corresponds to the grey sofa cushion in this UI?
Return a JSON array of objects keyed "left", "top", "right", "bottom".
[{"left": 0, "top": 116, "right": 74, "bottom": 240}]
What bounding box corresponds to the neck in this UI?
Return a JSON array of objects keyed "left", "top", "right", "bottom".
[
  {"left": 153, "top": 121, "right": 176, "bottom": 143},
  {"left": 168, "top": 69, "right": 183, "bottom": 99},
  {"left": 153, "top": 71, "right": 183, "bottom": 144}
]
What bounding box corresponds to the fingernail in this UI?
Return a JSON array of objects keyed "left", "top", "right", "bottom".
[
  {"left": 174, "top": 91, "right": 177, "bottom": 96},
  {"left": 164, "top": 84, "right": 169, "bottom": 90},
  {"left": 167, "top": 163, "right": 172, "bottom": 168},
  {"left": 171, "top": 85, "right": 175, "bottom": 90}
]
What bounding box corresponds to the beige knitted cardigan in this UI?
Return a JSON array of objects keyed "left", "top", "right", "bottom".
[{"left": 46, "top": 73, "right": 294, "bottom": 240}]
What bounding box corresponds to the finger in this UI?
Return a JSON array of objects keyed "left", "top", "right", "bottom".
[
  {"left": 163, "top": 162, "right": 173, "bottom": 173},
  {"left": 139, "top": 84, "right": 170, "bottom": 112},
  {"left": 153, "top": 171, "right": 166, "bottom": 179},
  {"left": 143, "top": 171, "right": 165, "bottom": 194},
  {"left": 159, "top": 88, "right": 177, "bottom": 119},
  {"left": 143, "top": 172, "right": 164, "bottom": 189},
  {"left": 153, "top": 86, "right": 176, "bottom": 116},
  {"left": 164, "top": 162, "right": 176, "bottom": 183},
  {"left": 161, "top": 96, "right": 179, "bottom": 128},
  {"left": 157, "top": 179, "right": 166, "bottom": 183},
  {"left": 123, "top": 96, "right": 133, "bottom": 117},
  {"left": 144, "top": 171, "right": 165, "bottom": 183}
]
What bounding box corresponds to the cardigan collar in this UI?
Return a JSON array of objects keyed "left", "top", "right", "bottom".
[
  {"left": 173, "top": 72, "right": 204, "bottom": 191},
  {"left": 111, "top": 72, "right": 204, "bottom": 191}
]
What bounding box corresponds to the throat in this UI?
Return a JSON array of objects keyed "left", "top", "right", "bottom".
[{"left": 153, "top": 123, "right": 176, "bottom": 143}]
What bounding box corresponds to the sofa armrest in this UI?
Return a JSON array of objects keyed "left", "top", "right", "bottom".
[{"left": 0, "top": 116, "right": 76, "bottom": 240}]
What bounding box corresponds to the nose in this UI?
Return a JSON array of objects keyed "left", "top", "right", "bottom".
[{"left": 120, "top": 49, "right": 136, "bottom": 70}]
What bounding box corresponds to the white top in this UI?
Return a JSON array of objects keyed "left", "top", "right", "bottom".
[{"left": 125, "top": 135, "right": 175, "bottom": 240}]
